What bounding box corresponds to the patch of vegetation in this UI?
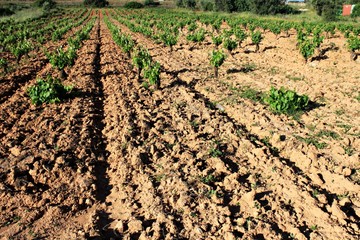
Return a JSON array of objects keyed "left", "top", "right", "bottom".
[
  {"left": 27, "top": 76, "right": 73, "bottom": 105},
  {"left": 356, "top": 92, "right": 360, "bottom": 102},
  {"left": 211, "top": 35, "right": 223, "bottom": 48},
  {"left": 153, "top": 174, "right": 165, "bottom": 183},
  {"left": 34, "top": 0, "right": 56, "bottom": 10},
  {"left": 190, "top": 120, "right": 199, "bottom": 129},
  {"left": 260, "top": 136, "right": 279, "bottom": 156},
  {"left": 343, "top": 145, "right": 355, "bottom": 156},
  {"left": 132, "top": 46, "right": 152, "bottom": 78},
  {"left": 0, "top": 58, "right": 8, "bottom": 73},
  {"left": 352, "top": 4, "right": 360, "bottom": 17},
  {"left": 312, "top": 189, "right": 319, "bottom": 199},
  {"left": 204, "top": 189, "right": 218, "bottom": 198},
  {"left": 187, "top": 28, "right": 206, "bottom": 42},
  {"left": 0, "top": 7, "right": 15, "bottom": 17},
  {"left": 306, "top": 124, "right": 316, "bottom": 132},
  {"left": 337, "top": 123, "right": 352, "bottom": 133},
  {"left": 209, "top": 140, "right": 223, "bottom": 157},
  {"left": 143, "top": 61, "right": 161, "bottom": 88},
  {"left": 337, "top": 193, "right": 349, "bottom": 200},
  {"left": 315, "top": 130, "right": 340, "bottom": 140},
  {"left": 239, "top": 86, "right": 263, "bottom": 102},
  {"left": 84, "top": 0, "right": 109, "bottom": 7},
  {"left": 264, "top": 87, "right": 309, "bottom": 116},
  {"left": 124, "top": 1, "right": 144, "bottom": 8},
  {"left": 295, "top": 135, "right": 328, "bottom": 149},
  {"left": 286, "top": 75, "right": 304, "bottom": 82},
  {"left": 241, "top": 62, "right": 257, "bottom": 72},
  {"left": 210, "top": 49, "right": 226, "bottom": 78},
  {"left": 335, "top": 108, "right": 345, "bottom": 116},
  {"left": 223, "top": 37, "right": 237, "bottom": 54},
  {"left": 144, "top": 0, "right": 160, "bottom": 6},
  {"left": 251, "top": 30, "right": 263, "bottom": 53},
  {"left": 200, "top": 174, "right": 217, "bottom": 184}
]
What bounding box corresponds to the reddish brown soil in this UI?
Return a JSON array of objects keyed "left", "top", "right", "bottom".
[{"left": 0, "top": 9, "right": 359, "bottom": 240}]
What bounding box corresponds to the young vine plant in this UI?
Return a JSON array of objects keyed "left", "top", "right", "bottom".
[{"left": 210, "top": 50, "right": 226, "bottom": 78}]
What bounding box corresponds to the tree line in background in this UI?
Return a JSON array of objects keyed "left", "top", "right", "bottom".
[
  {"left": 177, "top": 0, "right": 299, "bottom": 15},
  {"left": 1, "top": 0, "right": 359, "bottom": 22},
  {"left": 177, "top": 0, "right": 360, "bottom": 20}
]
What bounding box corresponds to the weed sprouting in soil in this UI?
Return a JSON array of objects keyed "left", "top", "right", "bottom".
[
  {"left": 356, "top": 92, "right": 360, "bottom": 102},
  {"left": 315, "top": 130, "right": 340, "bottom": 140},
  {"left": 200, "top": 174, "right": 217, "bottom": 185},
  {"left": 343, "top": 145, "right": 355, "bottom": 156},
  {"left": 209, "top": 139, "right": 223, "bottom": 157},
  {"left": 337, "top": 124, "right": 352, "bottom": 133},
  {"left": 294, "top": 135, "right": 328, "bottom": 149},
  {"left": 310, "top": 225, "right": 318, "bottom": 231},
  {"left": 312, "top": 189, "right": 319, "bottom": 199},
  {"left": 335, "top": 108, "right": 345, "bottom": 116}
]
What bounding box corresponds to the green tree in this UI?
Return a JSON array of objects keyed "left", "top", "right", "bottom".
[
  {"left": 251, "top": 0, "right": 288, "bottom": 15},
  {"left": 310, "top": 0, "right": 342, "bottom": 21},
  {"left": 351, "top": 4, "right": 360, "bottom": 17},
  {"left": 215, "top": 0, "right": 235, "bottom": 12},
  {"left": 234, "top": 0, "right": 251, "bottom": 12},
  {"left": 34, "top": 0, "right": 56, "bottom": 8},
  {"left": 83, "top": 0, "right": 109, "bottom": 7}
]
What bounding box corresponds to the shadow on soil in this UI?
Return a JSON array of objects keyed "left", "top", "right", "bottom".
[{"left": 90, "top": 21, "right": 114, "bottom": 238}]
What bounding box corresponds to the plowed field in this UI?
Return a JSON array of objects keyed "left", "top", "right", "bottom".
[{"left": 0, "top": 9, "right": 359, "bottom": 240}]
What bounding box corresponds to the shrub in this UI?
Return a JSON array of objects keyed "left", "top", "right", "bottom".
[
  {"left": 211, "top": 35, "right": 223, "bottom": 48},
  {"left": 223, "top": 38, "right": 237, "bottom": 54},
  {"left": 144, "top": 0, "right": 160, "bottom": 6},
  {"left": 264, "top": 87, "right": 309, "bottom": 115},
  {"left": 351, "top": 4, "right": 360, "bottom": 17},
  {"left": 311, "top": 0, "right": 342, "bottom": 21},
  {"left": 27, "top": 76, "right": 73, "bottom": 105},
  {"left": 0, "top": 7, "right": 14, "bottom": 17},
  {"left": 322, "top": 3, "right": 338, "bottom": 21},
  {"left": 143, "top": 61, "right": 161, "bottom": 88},
  {"left": 160, "top": 33, "right": 178, "bottom": 51},
  {"left": 215, "top": 0, "right": 235, "bottom": 12},
  {"left": 200, "top": 0, "right": 215, "bottom": 11},
  {"left": 185, "top": 0, "right": 197, "bottom": 8},
  {"left": 176, "top": 0, "right": 196, "bottom": 8},
  {"left": 187, "top": 28, "right": 206, "bottom": 42},
  {"left": 251, "top": 30, "right": 263, "bottom": 52},
  {"left": 176, "top": 0, "right": 184, "bottom": 7},
  {"left": 84, "top": 0, "right": 109, "bottom": 7},
  {"left": 210, "top": 50, "right": 226, "bottom": 78},
  {"left": 124, "top": 1, "right": 144, "bottom": 8},
  {"left": 132, "top": 47, "right": 152, "bottom": 78},
  {"left": 34, "top": 0, "right": 56, "bottom": 8},
  {"left": 251, "top": 0, "right": 291, "bottom": 15},
  {"left": 233, "top": 0, "right": 251, "bottom": 12}
]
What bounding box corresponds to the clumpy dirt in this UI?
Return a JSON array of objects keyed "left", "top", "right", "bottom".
[{"left": 0, "top": 9, "right": 359, "bottom": 240}]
